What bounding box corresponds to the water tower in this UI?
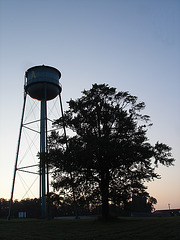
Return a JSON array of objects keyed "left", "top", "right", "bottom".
[{"left": 8, "top": 65, "right": 63, "bottom": 219}]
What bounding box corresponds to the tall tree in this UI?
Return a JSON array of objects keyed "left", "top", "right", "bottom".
[{"left": 48, "top": 84, "right": 174, "bottom": 219}]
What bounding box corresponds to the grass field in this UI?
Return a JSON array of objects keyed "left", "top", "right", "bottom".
[{"left": 0, "top": 217, "right": 180, "bottom": 240}]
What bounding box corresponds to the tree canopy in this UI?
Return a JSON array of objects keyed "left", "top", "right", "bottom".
[{"left": 48, "top": 84, "right": 174, "bottom": 219}]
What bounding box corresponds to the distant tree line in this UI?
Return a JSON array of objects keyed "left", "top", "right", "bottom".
[{"left": 0, "top": 194, "right": 157, "bottom": 219}]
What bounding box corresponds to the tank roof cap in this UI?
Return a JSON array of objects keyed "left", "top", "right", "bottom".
[{"left": 26, "top": 65, "right": 61, "bottom": 78}]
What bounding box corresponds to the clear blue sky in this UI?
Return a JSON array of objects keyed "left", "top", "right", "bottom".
[{"left": 0, "top": 0, "right": 179, "bottom": 210}]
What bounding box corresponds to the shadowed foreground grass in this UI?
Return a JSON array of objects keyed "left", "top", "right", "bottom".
[{"left": 0, "top": 217, "right": 180, "bottom": 240}]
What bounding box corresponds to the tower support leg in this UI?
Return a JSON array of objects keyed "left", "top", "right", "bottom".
[
  {"left": 40, "top": 100, "right": 47, "bottom": 218},
  {"left": 8, "top": 93, "right": 27, "bottom": 220},
  {"left": 59, "top": 93, "right": 79, "bottom": 219}
]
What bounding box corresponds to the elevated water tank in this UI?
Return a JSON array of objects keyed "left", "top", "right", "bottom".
[{"left": 25, "top": 65, "right": 61, "bottom": 101}]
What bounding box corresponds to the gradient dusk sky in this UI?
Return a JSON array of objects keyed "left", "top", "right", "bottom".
[{"left": 0, "top": 0, "right": 179, "bottom": 210}]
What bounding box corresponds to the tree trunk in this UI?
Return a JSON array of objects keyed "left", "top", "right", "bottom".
[{"left": 100, "top": 170, "right": 110, "bottom": 220}]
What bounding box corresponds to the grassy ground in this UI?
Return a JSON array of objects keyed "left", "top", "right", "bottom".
[{"left": 0, "top": 217, "right": 180, "bottom": 240}]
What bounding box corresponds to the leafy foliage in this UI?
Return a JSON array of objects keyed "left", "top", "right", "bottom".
[{"left": 48, "top": 84, "right": 174, "bottom": 219}]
